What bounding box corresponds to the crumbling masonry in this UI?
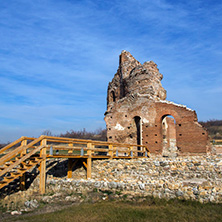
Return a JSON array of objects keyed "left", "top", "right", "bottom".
[{"left": 104, "top": 51, "right": 210, "bottom": 156}]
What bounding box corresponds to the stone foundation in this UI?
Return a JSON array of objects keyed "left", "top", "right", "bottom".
[{"left": 1, "top": 155, "right": 221, "bottom": 214}]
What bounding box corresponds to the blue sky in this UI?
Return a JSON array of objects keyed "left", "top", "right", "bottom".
[{"left": 0, "top": 0, "right": 222, "bottom": 142}]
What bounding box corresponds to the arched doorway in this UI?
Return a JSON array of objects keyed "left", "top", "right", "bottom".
[
  {"left": 134, "top": 116, "right": 142, "bottom": 156},
  {"left": 110, "top": 91, "right": 116, "bottom": 102},
  {"left": 162, "top": 115, "right": 177, "bottom": 157}
]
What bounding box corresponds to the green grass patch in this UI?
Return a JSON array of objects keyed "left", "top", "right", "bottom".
[{"left": 3, "top": 198, "right": 222, "bottom": 222}]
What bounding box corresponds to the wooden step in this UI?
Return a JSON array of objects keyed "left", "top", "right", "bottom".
[
  {"left": 30, "top": 160, "right": 38, "bottom": 164},
  {"left": 0, "top": 181, "right": 7, "bottom": 184},
  {"left": 24, "top": 163, "right": 33, "bottom": 167},
  {"left": 10, "top": 160, "right": 16, "bottom": 164},
  {"left": 30, "top": 156, "right": 42, "bottom": 161},
  {"left": 4, "top": 176, "right": 14, "bottom": 180},
  {"left": 29, "top": 157, "right": 36, "bottom": 160},
  {"left": 31, "top": 154, "right": 40, "bottom": 157},
  {"left": 11, "top": 172, "right": 20, "bottom": 176},
  {"left": 18, "top": 168, "right": 27, "bottom": 172},
  {"left": 15, "top": 156, "right": 22, "bottom": 160},
  {"left": 29, "top": 157, "right": 42, "bottom": 163}
]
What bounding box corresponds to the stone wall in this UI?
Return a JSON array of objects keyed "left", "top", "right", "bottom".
[
  {"left": 1, "top": 155, "right": 221, "bottom": 213},
  {"left": 105, "top": 51, "right": 209, "bottom": 155},
  {"left": 215, "top": 145, "right": 222, "bottom": 154},
  {"left": 47, "top": 155, "right": 222, "bottom": 203}
]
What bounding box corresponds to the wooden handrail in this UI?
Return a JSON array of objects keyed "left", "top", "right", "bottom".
[
  {"left": 0, "top": 135, "right": 150, "bottom": 164},
  {"left": 41, "top": 135, "right": 149, "bottom": 150},
  {"left": 0, "top": 136, "right": 44, "bottom": 166},
  {"left": 0, "top": 144, "right": 46, "bottom": 177},
  {"left": 211, "top": 139, "right": 222, "bottom": 143},
  {"left": 0, "top": 135, "right": 150, "bottom": 194},
  {"left": 45, "top": 136, "right": 150, "bottom": 157},
  {"left": 0, "top": 136, "right": 36, "bottom": 155},
  {"left": 0, "top": 135, "right": 150, "bottom": 171}
]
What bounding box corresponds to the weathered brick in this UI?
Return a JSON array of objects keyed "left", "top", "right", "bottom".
[{"left": 105, "top": 51, "right": 209, "bottom": 155}]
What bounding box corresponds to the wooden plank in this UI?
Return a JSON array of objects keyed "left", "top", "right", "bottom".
[
  {"left": 0, "top": 157, "right": 43, "bottom": 190},
  {"left": 67, "top": 159, "right": 79, "bottom": 179},
  {"left": 20, "top": 139, "right": 27, "bottom": 191},
  {"left": 87, "top": 157, "right": 92, "bottom": 179},
  {"left": 0, "top": 136, "right": 45, "bottom": 168},
  {"left": 39, "top": 139, "right": 47, "bottom": 194},
  {"left": 67, "top": 158, "right": 73, "bottom": 178},
  {"left": 47, "top": 155, "right": 88, "bottom": 158},
  {"left": 0, "top": 136, "right": 35, "bottom": 155},
  {"left": 82, "top": 160, "right": 87, "bottom": 168},
  {"left": 108, "top": 144, "right": 113, "bottom": 159},
  {"left": 87, "top": 143, "right": 92, "bottom": 179},
  {"left": 68, "top": 143, "right": 73, "bottom": 155},
  {"left": 46, "top": 146, "right": 84, "bottom": 151},
  {"left": 40, "top": 135, "right": 149, "bottom": 150},
  {"left": 212, "top": 139, "right": 222, "bottom": 143},
  {"left": 0, "top": 144, "right": 46, "bottom": 177},
  {"left": 43, "top": 136, "right": 150, "bottom": 156}
]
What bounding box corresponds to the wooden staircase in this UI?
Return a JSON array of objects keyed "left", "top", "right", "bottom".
[
  {"left": 0, "top": 136, "right": 46, "bottom": 190},
  {"left": 0, "top": 135, "right": 150, "bottom": 194},
  {"left": 0, "top": 155, "right": 42, "bottom": 189}
]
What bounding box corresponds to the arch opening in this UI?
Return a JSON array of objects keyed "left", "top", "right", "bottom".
[
  {"left": 134, "top": 116, "right": 142, "bottom": 156},
  {"left": 162, "top": 115, "right": 177, "bottom": 157},
  {"left": 110, "top": 91, "right": 116, "bottom": 102}
]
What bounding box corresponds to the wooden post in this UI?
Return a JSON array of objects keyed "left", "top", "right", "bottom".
[
  {"left": 67, "top": 158, "right": 73, "bottom": 178},
  {"left": 108, "top": 145, "right": 113, "bottom": 159},
  {"left": 91, "top": 144, "right": 95, "bottom": 156},
  {"left": 87, "top": 143, "right": 92, "bottom": 179},
  {"left": 67, "top": 159, "right": 79, "bottom": 179},
  {"left": 20, "top": 139, "right": 27, "bottom": 190},
  {"left": 68, "top": 143, "right": 73, "bottom": 155},
  {"left": 39, "top": 139, "right": 47, "bottom": 194}
]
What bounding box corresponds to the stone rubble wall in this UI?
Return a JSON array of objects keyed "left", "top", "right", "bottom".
[
  {"left": 215, "top": 145, "right": 222, "bottom": 154},
  {"left": 46, "top": 155, "right": 222, "bottom": 203},
  {"left": 1, "top": 155, "right": 222, "bottom": 213}
]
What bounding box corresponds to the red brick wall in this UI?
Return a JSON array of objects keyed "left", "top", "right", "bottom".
[{"left": 142, "top": 102, "right": 208, "bottom": 154}]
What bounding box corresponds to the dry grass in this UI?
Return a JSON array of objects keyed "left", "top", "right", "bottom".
[{"left": 3, "top": 198, "right": 222, "bottom": 222}]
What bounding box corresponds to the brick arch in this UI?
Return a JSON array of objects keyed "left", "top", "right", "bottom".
[
  {"left": 155, "top": 109, "right": 181, "bottom": 124},
  {"left": 153, "top": 110, "right": 179, "bottom": 155},
  {"left": 149, "top": 102, "right": 208, "bottom": 154}
]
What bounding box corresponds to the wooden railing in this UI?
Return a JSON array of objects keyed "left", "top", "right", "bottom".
[
  {"left": 0, "top": 135, "right": 150, "bottom": 194},
  {"left": 43, "top": 136, "right": 150, "bottom": 158},
  {"left": 0, "top": 136, "right": 35, "bottom": 155},
  {"left": 211, "top": 139, "right": 222, "bottom": 145}
]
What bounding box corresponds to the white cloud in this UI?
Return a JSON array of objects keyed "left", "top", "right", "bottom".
[{"left": 0, "top": 0, "right": 221, "bottom": 142}]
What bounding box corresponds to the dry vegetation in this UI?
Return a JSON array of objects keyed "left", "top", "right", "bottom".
[
  {"left": 0, "top": 143, "right": 8, "bottom": 149},
  {"left": 2, "top": 198, "right": 222, "bottom": 222},
  {"left": 41, "top": 128, "right": 107, "bottom": 141},
  {"left": 59, "top": 128, "right": 107, "bottom": 141},
  {"left": 199, "top": 120, "right": 222, "bottom": 139}
]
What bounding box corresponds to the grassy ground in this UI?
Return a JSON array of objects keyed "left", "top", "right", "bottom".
[{"left": 2, "top": 198, "right": 222, "bottom": 222}]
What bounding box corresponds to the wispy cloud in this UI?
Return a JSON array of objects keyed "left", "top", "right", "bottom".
[{"left": 0, "top": 0, "right": 221, "bottom": 142}]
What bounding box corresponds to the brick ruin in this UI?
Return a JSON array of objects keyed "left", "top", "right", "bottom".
[{"left": 104, "top": 51, "right": 210, "bottom": 156}]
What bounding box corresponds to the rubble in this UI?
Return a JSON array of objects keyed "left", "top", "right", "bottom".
[{"left": 1, "top": 155, "right": 221, "bottom": 213}]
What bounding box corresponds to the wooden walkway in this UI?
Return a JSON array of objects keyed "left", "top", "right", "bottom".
[{"left": 0, "top": 136, "right": 150, "bottom": 194}]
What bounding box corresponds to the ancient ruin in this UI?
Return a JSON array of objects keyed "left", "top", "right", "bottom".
[{"left": 105, "top": 51, "right": 210, "bottom": 156}]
